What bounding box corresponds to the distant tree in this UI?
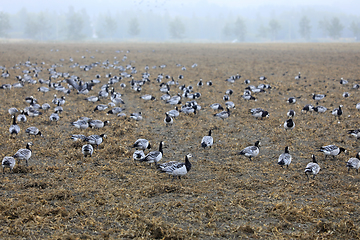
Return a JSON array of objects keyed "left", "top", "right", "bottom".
[
  {"left": 222, "top": 23, "right": 232, "bottom": 38},
  {"left": 257, "top": 24, "right": 269, "bottom": 39},
  {"left": 327, "top": 17, "right": 344, "bottom": 39},
  {"left": 104, "top": 15, "right": 117, "bottom": 39},
  {"left": 24, "top": 16, "right": 39, "bottom": 39},
  {"left": 128, "top": 18, "right": 140, "bottom": 37},
  {"left": 318, "top": 19, "right": 329, "bottom": 37},
  {"left": 0, "top": 11, "right": 11, "bottom": 37},
  {"left": 269, "top": 19, "right": 281, "bottom": 40},
  {"left": 350, "top": 21, "right": 360, "bottom": 41},
  {"left": 234, "top": 17, "right": 246, "bottom": 41},
  {"left": 299, "top": 16, "right": 311, "bottom": 40},
  {"left": 66, "top": 6, "right": 85, "bottom": 40},
  {"left": 169, "top": 17, "right": 185, "bottom": 39},
  {"left": 37, "top": 12, "right": 51, "bottom": 41}
]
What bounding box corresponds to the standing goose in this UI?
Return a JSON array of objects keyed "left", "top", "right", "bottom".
[
  {"left": 130, "top": 112, "right": 142, "bottom": 121},
  {"left": 201, "top": 130, "right": 214, "bottom": 148},
  {"left": 278, "top": 146, "right": 292, "bottom": 168},
  {"left": 348, "top": 129, "right": 360, "bottom": 139},
  {"left": 84, "top": 134, "right": 107, "bottom": 148},
  {"left": 284, "top": 119, "right": 295, "bottom": 131},
  {"left": 239, "top": 141, "right": 261, "bottom": 161},
  {"left": 214, "top": 108, "right": 230, "bottom": 120},
  {"left": 89, "top": 120, "right": 110, "bottom": 128},
  {"left": 2, "top": 156, "right": 16, "bottom": 173},
  {"left": 49, "top": 112, "right": 60, "bottom": 122},
  {"left": 166, "top": 107, "right": 180, "bottom": 118},
  {"left": 8, "top": 107, "right": 19, "bottom": 116},
  {"left": 9, "top": 115, "right": 20, "bottom": 136},
  {"left": 305, "top": 155, "right": 321, "bottom": 180},
  {"left": 157, "top": 153, "right": 192, "bottom": 180},
  {"left": 346, "top": 152, "right": 360, "bottom": 174},
  {"left": 17, "top": 110, "right": 27, "bottom": 123},
  {"left": 25, "top": 127, "right": 42, "bottom": 137},
  {"left": 82, "top": 144, "right": 94, "bottom": 158},
  {"left": 164, "top": 113, "right": 173, "bottom": 126},
  {"left": 287, "top": 110, "right": 296, "bottom": 118},
  {"left": 319, "top": 145, "right": 346, "bottom": 160},
  {"left": 13, "top": 142, "right": 33, "bottom": 166},
  {"left": 71, "top": 119, "right": 89, "bottom": 130},
  {"left": 332, "top": 105, "right": 343, "bottom": 120},
  {"left": 132, "top": 139, "right": 151, "bottom": 150},
  {"left": 139, "top": 141, "right": 164, "bottom": 165}
]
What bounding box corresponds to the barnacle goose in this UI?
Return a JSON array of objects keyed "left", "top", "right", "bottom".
[
  {"left": 201, "top": 130, "right": 213, "bottom": 148},
  {"left": 305, "top": 155, "right": 320, "bottom": 180},
  {"left": 197, "top": 79, "right": 203, "bottom": 87},
  {"left": 139, "top": 141, "right": 164, "bottom": 165},
  {"left": 157, "top": 153, "right": 192, "bottom": 180},
  {"left": 332, "top": 105, "right": 343, "bottom": 119},
  {"left": 94, "top": 104, "right": 108, "bottom": 112},
  {"left": 2, "top": 156, "right": 16, "bottom": 173},
  {"left": 223, "top": 95, "right": 230, "bottom": 101},
  {"left": 133, "top": 150, "right": 145, "bottom": 161},
  {"left": 107, "top": 107, "right": 125, "bottom": 115},
  {"left": 86, "top": 96, "right": 100, "bottom": 102},
  {"left": 13, "top": 142, "right": 33, "bottom": 166},
  {"left": 130, "top": 112, "right": 142, "bottom": 121},
  {"left": 340, "top": 78, "right": 348, "bottom": 84},
  {"left": 49, "top": 112, "right": 60, "bottom": 122},
  {"left": 343, "top": 92, "right": 350, "bottom": 98},
  {"left": 17, "top": 110, "right": 27, "bottom": 123},
  {"left": 207, "top": 80, "right": 213, "bottom": 86},
  {"left": 71, "top": 134, "right": 86, "bottom": 141},
  {"left": 42, "top": 103, "right": 51, "bottom": 111},
  {"left": 239, "top": 141, "right": 260, "bottom": 161},
  {"left": 180, "top": 106, "right": 196, "bottom": 115},
  {"left": 225, "top": 101, "right": 236, "bottom": 109},
  {"left": 9, "top": 115, "right": 20, "bottom": 136},
  {"left": 82, "top": 144, "right": 94, "bottom": 158},
  {"left": 8, "top": 107, "right": 19, "bottom": 116},
  {"left": 287, "top": 110, "right": 295, "bottom": 118},
  {"left": 164, "top": 113, "right": 173, "bottom": 126},
  {"left": 132, "top": 139, "right": 151, "bottom": 150},
  {"left": 286, "top": 97, "right": 296, "bottom": 104},
  {"left": 346, "top": 152, "right": 360, "bottom": 174},
  {"left": 278, "top": 146, "right": 292, "bottom": 168},
  {"left": 357, "top": 103, "right": 360, "bottom": 110},
  {"left": 294, "top": 72, "right": 301, "bottom": 80},
  {"left": 141, "top": 94, "right": 156, "bottom": 100},
  {"left": 348, "top": 129, "right": 360, "bottom": 139},
  {"left": 251, "top": 108, "right": 269, "bottom": 119},
  {"left": 242, "top": 94, "right": 257, "bottom": 101},
  {"left": 161, "top": 92, "right": 171, "bottom": 101},
  {"left": 284, "top": 119, "right": 295, "bottom": 131},
  {"left": 259, "top": 76, "right": 267, "bottom": 81},
  {"left": 214, "top": 108, "right": 230, "bottom": 120},
  {"left": 319, "top": 145, "right": 346, "bottom": 160},
  {"left": 166, "top": 107, "right": 180, "bottom": 118},
  {"left": 314, "top": 106, "right": 327, "bottom": 113},
  {"left": 210, "top": 103, "right": 224, "bottom": 110},
  {"left": 85, "top": 134, "right": 107, "bottom": 147},
  {"left": 312, "top": 94, "right": 326, "bottom": 101},
  {"left": 302, "top": 104, "right": 314, "bottom": 113},
  {"left": 25, "top": 126, "right": 42, "bottom": 136},
  {"left": 71, "top": 119, "right": 89, "bottom": 130},
  {"left": 89, "top": 120, "right": 110, "bottom": 128}
]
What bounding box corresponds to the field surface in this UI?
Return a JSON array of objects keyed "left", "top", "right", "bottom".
[{"left": 0, "top": 43, "right": 360, "bottom": 239}]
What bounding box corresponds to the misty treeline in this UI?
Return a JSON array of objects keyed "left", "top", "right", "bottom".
[{"left": 0, "top": 6, "right": 360, "bottom": 42}]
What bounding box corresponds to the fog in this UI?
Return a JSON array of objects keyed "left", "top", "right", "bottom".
[{"left": 0, "top": 0, "right": 359, "bottom": 42}]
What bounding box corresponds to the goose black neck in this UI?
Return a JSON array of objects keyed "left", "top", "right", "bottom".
[{"left": 185, "top": 156, "right": 192, "bottom": 172}]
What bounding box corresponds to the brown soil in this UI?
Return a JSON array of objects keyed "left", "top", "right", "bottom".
[{"left": 0, "top": 42, "right": 360, "bottom": 239}]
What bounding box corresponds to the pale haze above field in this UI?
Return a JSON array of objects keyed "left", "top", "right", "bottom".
[{"left": 0, "top": 0, "right": 360, "bottom": 42}]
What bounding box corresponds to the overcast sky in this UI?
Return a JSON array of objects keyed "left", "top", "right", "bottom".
[{"left": 1, "top": 0, "right": 359, "bottom": 16}]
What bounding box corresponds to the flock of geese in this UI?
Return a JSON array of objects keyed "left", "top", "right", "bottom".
[{"left": 1, "top": 51, "right": 360, "bottom": 182}]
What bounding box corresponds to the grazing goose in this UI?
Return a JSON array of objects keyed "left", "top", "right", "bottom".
[
  {"left": 2, "top": 156, "right": 16, "bottom": 173},
  {"left": 42, "top": 103, "right": 51, "bottom": 111},
  {"left": 49, "top": 112, "right": 60, "bottom": 122},
  {"left": 132, "top": 139, "right": 151, "bottom": 150},
  {"left": 332, "top": 105, "right": 343, "bottom": 120},
  {"left": 305, "top": 155, "right": 320, "bottom": 180},
  {"left": 278, "top": 146, "right": 292, "bottom": 168},
  {"left": 85, "top": 134, "right": 107, "bottom": 147},
  {"left": 284, "top": 119, "right": 295, "bottom": 131},
  {"left": 133, "top": 150, "right": 145, "bottom": 161},
  {"left": 141, "top": 94, "right": 156, "bottom": 100},
  {"left": 25, "top": 126, "right": 42, "bottom": 136},
  {"left": 130, "top": 112, "right": 142, "bottom": 121},
  {"left": 214, "top": 108, "right": 230, "bottom": 120},
  {"left": 343, "top": 92, "right": 350, "bottom": 98},
  {"left": 89, "top": 120, "right": 110, "bottom": 128},
  {"left": 82, "top": 144, "right": 94, "bottom": 158},
  {"left": 251, "top": 108, "right": 269, "bottom": 119},
  {"left": 85, "top": 96, "right": 100, "bottom": 102},
  {"left": 348, "top": 129, "right": 360, "bottom": 139},
  {"left": 340, "top": 78, "right": 348, "bottom": 84},
  {"left": 71, "top": 134, "right": 86, "bottom": 141},
  {"left": 225, "top": 101, "right": 236, "bottom": 109},
  {"left": 38, "top": 86, "right": 50, "bottom": 94},
  {"left": 210, "top": 103, "right": 224, "bottom": 111},
  {"left": 164, "top": 113, "right": 173, "bottom": 126},
  {"left": 166, "top": 107, "right": 180, "bottom": 118},
  {"left": 239, "top": 141, "right": 260, "bottom": 161},
  {"left": 180, "top": 106, "right": 197, "bottom": 115},
  {"left": 302, "top": 104, "right": 314, "bottom": 113},
  {"left": 319, "top": 145, "right": 346, "bottom": 160},
  {"left": 294, "top": 72, "right": 301, "bottom": 79},
  {"left": 356, "top": 103, "right": 360, "bottom": 110},
  {"left": 286, "top": 97, "right": 297, "bottom": 104},
  {"left": 313, "top": 106, "right": 327, "bottom": 113},
  {"left": 8, "top": 107, "right": 19, "bottom": 116},
  {"left": 158, "top": 153, "right": 192, "bottom": 180},
  {"left": 13, "top": 142, "right": 33, "bottom": 166},
  {"left": 242, "top": 94, "right": 257, "bottom": 101},
  {"left": 201, "top": 130, "right": 213, "bottom": 148},
  {"left": 17, "top": 110, "right": 27, "bottom": 123},
  {"left": 287, "top": 110, "right": 296, "bottom": 118},
  {"left": 94, "top": 104, "right": 108, "bottom": 112},
  {"left": 259, "top": 76, "right": 267, "bottom": 81},
  {"left": 161, "top": 92, "right": 171, "bottom": 101},
  {"left": 9, "top": 115, "right": 20, "bottom": 136},
  {"left": 139, "top": 141, "right": 164, "bottom": 165},
  {"left": 223, "top": 95, "right": 230, "bottom": 101},
  {"left": 312, "top": 94, "right": 326, "bottom": 101},
  {"left": 71, "top": 119, "right": 89, "bottom": 129},
  {"left": 207, "top": 80, "right": 213, "bottom": 86},
  {"left": 107, "top": 107, "right": 125, "bottom": 115},
  {"left": 346, "top": 153, "right": 360, "bottom": 174}
]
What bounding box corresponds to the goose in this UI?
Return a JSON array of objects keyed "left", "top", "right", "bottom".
[
  {"left": 259, "top": 76, "right": 267, "bottom": 80},
  {"left": 26, "top": 108, "right": 42, "bottom": 117},
  {"left": 160, "top": 84, "right": 170, "bottom": 93},
  {"left": 9, "top": 115, "right": 20, "bottom": 136},
  {"left": 71, "top": 119, "right": 89, "bottom": 129},
  {"left": 85, "top": 96, "right": 100, "bottom": 102},
  {"left": 94, "top": 104, "right": 108, "bottom": 112},
  {"left": 239, "top": 141, "right": 260, "bottom": 161},
  {"left": 242, "top": 94, "right": 257, "bottom": 101},
  {"left": 197, "top": 79, "right": 203, "bottom": 87},
  {"left": 287, "top": 110, "right": 295, "bottom": 118},
  {"left": 85, "top": 134, "right": 107, "bottom": 147},
  {"left": 313, "top": 106, "right": 327, "bottom": 113},
  {"left": 312, "top": 94, "right": 326, "bottom": 101},
  {"left": 160, "top": 91, "right": 171, "bottom": 101},
  {"left": 180, "top": 106, "right": 197, "bottom": 115},
  {"left": 353, "top": 84, "right": 359, "bottom": 89},
  {"left": 132, "top": 139, "right": 151, "bottom": 150},
  {"left": 111, "top": 97, "right": 125, "bottom": 105},
  {"left": 210, "top": 103, "right": 224, "bottom": 111},
  {"left": 164, "top": 113, "right": 173, "bottom": 126},
  {"left": 25, "top": 126, "right": 42, "bottom": 136},
  {"left": 166, "top": 107, "right": 179, "bottom": 118},
  {"left": 319, "top": 145, "right": 346, "bottom": 160},
  {"left": 223, "top": 95, "right": 230, "bottom": 101},
  {"left": 166, "top": 95, "right": 181, "bottom": 105},
  {"left": 13, "top": 142, "right": 33, "bottom": 166},
  {"left": 2, "top": 156, "right": 16, "bottom": 173},
  {"left": 82, "top": 144, "right": 94, "bottom": 158},
  {"left": 42, "top": 103, "right": 51, "bottom": 111},
  {"left": 305, "top": 155, "right": 320, "bottom": 180},
  {"left": 158, "top": 154, "right": 192, "bottom": 180},
  {"left": 294, "top": 72, "right": 301, "bottom": 80},
  {"left": 8, "top": 107, "right": 19, "bottom": 116},
  {"left": 357, "top": 103, "right": 360, "bottom": 110},
  {"left": 130, "top": 112, "right": 142, "bottom": 121},
  {"left": 201, "top": 130, "right": 213, "bottom": 148},
  {"left": 89, "top": 120, "right": 110, "bottom": 128},
  {"left": 284, "top": 119, "right": 295, "bottom": 131},
  {"left": 244, "top": 79, "right": 250, "bottom": 84},
  {"left": 332, "top": 105, "right": 343, "bottom": 119},
  {"left": 54, "top": 102, "right": 63, "bottom": 113},
  {"left": 107, "top": 107, "right": 125, "bottom": 115},
  {"left": 225, "top": 89, "right": 233, "bottom": 95},
  {"left": 133, "top": 150, "right": 145, "bottom": 161},
  {"left": 140, "top": 94, "right": 156, "bottom": 100},
  {"left": 0, "top": 84, "right": 11, "bottom": 89},
  {"left": 207, "top": 80, "right": 212, "bottom": 86},
  {"left": 278, "top": 146, "right": 292, "bottom": 168},
  {"left": 348, "top": 129, "right": 360, "bottom": 139},
  {"left": 286, "top": 97, "right": 296, "bottom": 104},
  {"left": 225, "top": 101, "right": 236, "bottom": 109},
  {"left": 343, "top": 92, "right": 350, "bottom": 98},
  {"left": 58, "top": 96, "right": 66, "bottom": 105},
  {"left": 17, "top": 110, "right": 27, "bottom": 123},
  {"left": 71, "top": 134, "right": 86, "bottom": 141},
  {"left": 139, "top": 141, "right": 164, "bottom": 165},
  {"left": 302, "top": 104, "right": 314, "bottom": 113},
  {"left": 214, "top": 108, "right": 230, "bottom": 120},
  {"left": 49, "top": 112, "right": 60, "bottom": 122},
  {"left": 346, "top": 152, "right": 360, "bottom": 174},
  {"left": 340, "top": 78, "right": 348, "bottom": 84},
  {"left": 250, "top": 108, "right": 269, "bottom": 119}
]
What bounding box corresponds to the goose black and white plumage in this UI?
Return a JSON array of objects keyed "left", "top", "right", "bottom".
[
  {"left": 294, "top": 72, "right": 301, "bottom": 79},
  {"left": 49, "top": 112, "right": 60, "bottom": 122},
  {"left": 25, "top": 126, "right": 42, "bottom": 136},
  {"left": 313, "top": 106, "right": 327, "bottom": 113},
  {"left": 284, "top": 119, "right": 295, "bottom": 131},
  {"left": 319, "top": 145, "right": 346, "bottom": 160},
  {"left": 356, "top": 103, "right": 360, "bottom": 110},
  {"left": 348, "top": 129, "right": 360, "bottom": 139},
  {"left": 302, "top": 104, "right": 314, "bottom": 113},
  {"left": 210, "top": 103, "right": 224, "bottom": 110},
  {"left": 239, "top": 141, "right": 260, "bottom": 161},
  {"left": 9, "top": 115, "right": 20, "bottom": 136},
  {"left": 164, "top": 113, "right": 173, "bottom": 126},
  {"left": 85, "top": 134, "right": 107, "bottom": 147},
  {"left": 343, "top": 92, "right": 350, "bottom": 98},
  {"left": 130, "top": 112, "right": 142, "bottom": 121},
  {"left": 166, "top": 107, "right": 180, "bottom": 118},
  {"left": 312, "top": 94, "right": 326, "bottom": 101},
  {"left": 133, "top": 150, "right": 145, "bottom": 161},
  {"left": 157, "top": 153, "right": 192, "bottom": 180},
  {"left": 259, "top": 76, "right": 267, "bottom": 81},
  {"left": 132, "top": 139, "right": 151, "bottom": 150},
  {"left": 180, "top": 106, "right": 196, "bottom": 115},
  {"left": 72, "top": 119, "right": 89, "bottom": 129},
  {"left": 305, "top": 155, "right": 320, "bottom": 180},
  {"left": 141, "top": 94, "right": 156, "bottom": 100},
  {"left": 251, "top": 108, "right": 269, "bottom": 119},
  {"left": 8, "top": 107, "right": 19, "bottom": 116},
  {"left": 225, "top": 89, "right": 233, "bottom": 95},
  {"left": 332, "top": 105, "right": 343, "bottom": 119},
  {"left": 85, "top": 96, "right": 100, "bottom": 102},
  {"left": 2, "top": 156, "right": 16, "bottom": 173},
  {"left": 107, "top": 107, "right": 125, "bottom": 115},
  {"left": 71, "top": 134, "right": 86, "bottom": 141},
  {"left": 346, "top": 153, "right": 360, "bottom": 174},
  {"left": 214, "top": 108, "right": 230, "bottom": 120},
  {"left": 223, "top": 95, "right": 230, "bottom": 101},
  {"left": 94, "top": 104, "right": 108, "bottom": 112},
  {"left": 226, "top": 101, "right": 235, "bottom": 109},
  {"left": 287, "top": 110, "right": 296, "bottom": 118},
  {"left": 278, "top": 146, "right": 292, "bottom": 168},
  {"left": 201, "top": 130, "right": 213, "bottom": 148},
  {"left": 340, "top": 78, "right": 348, "bottom": 84},
  {"left": 89, "top": 120, "right": 110, "bottom": 128},
  {"left": 139, "top": 141, "right": 164, "bottom": 165},
  {"left": 42, "top": 103, "right": 51, "bottom": 111},
  {"left": 207, "top": 80, "right": 213, "bottom": 86},
  {"left": 286, "top": 97, "right": 296, "bottom": 104},
  {"left": 82, "top": 144, "right": 94, "bottom": 158},
  {"left": 17, "top": 110, "right": 27, "bottom": 123},
  {"left": 13, "top": 142, "right": 33, "bottom": 166}
]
